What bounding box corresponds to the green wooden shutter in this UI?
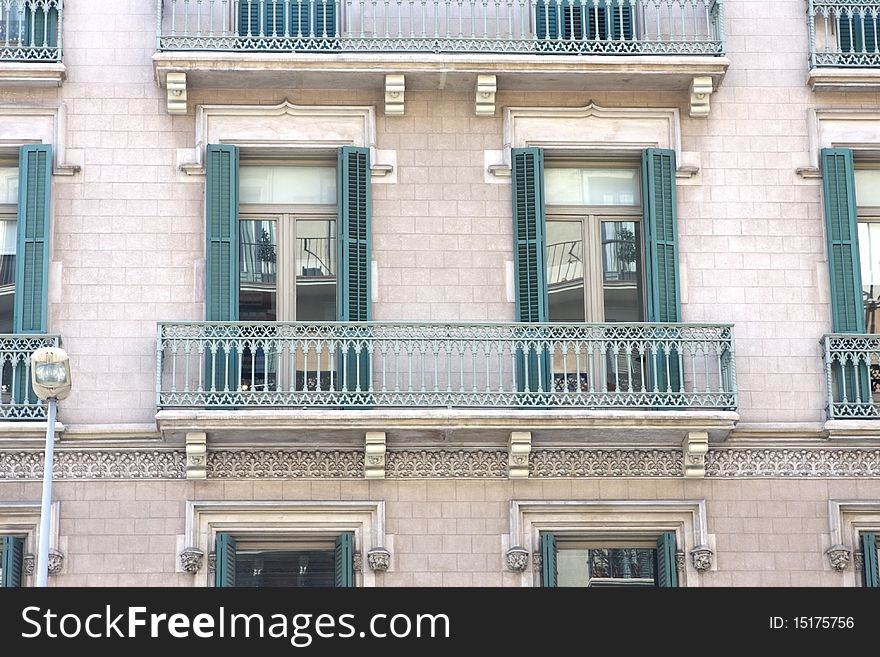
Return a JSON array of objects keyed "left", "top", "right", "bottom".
[
  {"left": 314, "top": 0, "right": 337, "bottom": 37},
  {"left": 655, "top": 531, "right": 677, "bottom": 588},
  {"left": 25, "top": 4, "right": 59, "bottom": 48},
  {"left": 2, "top": 535, "right": 24, "bottom": 588},
  {"left": 215, "top": 533, "right": 237, "bottom": 588},
  {"left": 838, "top": 12, "right": 878, "bottom": 53},
  {"left": 334, "top": 532, "right": 354, "bottom": 587},
  {"left": 863, "top": 532, "right": 879, "bottom": 588},
  {"left": 821, "top": 149, "right": 871, "bottom": 408},
  {"left": 205, "top": 145, "right": 240, "bottom": 396},
  {"left": 14, "top": 145, "right": 52, "bottom": 335},
  {"left": 541, "top": 532, "right": 557, "bottom": 587},
  {"left": 642, "top": 148, "right": 682, "bottom": 395},
  {"left": 822, "top": 149, "right": 864, "bottom": 333},
  {"left": 337, "top": 147, "right": 371, "bottom": 399},
  {"left": 535, "top": 0, "right": 561, "bottom": 40},
  {"left": 511, "top": 148, "right": 551, "bottom": 396}
]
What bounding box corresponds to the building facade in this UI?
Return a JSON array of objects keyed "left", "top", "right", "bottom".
[{"left": 0, "top": 0, "right": 879, "bottom": 587}]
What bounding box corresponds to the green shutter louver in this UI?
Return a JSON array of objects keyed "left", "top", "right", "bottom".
[
  {"left": 337, "top": 147, "right": 371, "bottom": 398},
  {"left": 25, "top": 4, "right": 59, "bottom": 48},
  {"left": 334, "top": 532, "right": 355, "bottom": 587},
  {"left": 541, "top": 532, "right": 557, "bottom": 588},
  {"left": 863, "top": 532, "right": 879, "bottom": 588},
  {"left": 535, "top": 0, "right": 633, "bottom": 41},
  {"left": 14, "top": 145, "right": 52, "bottom": 335},
  {"left": 2, "top": 535, "right": 24, "bottom": 588},
  {"left": 655, "top": 531, "right": 677, "bottom": 588},
  {"left": 821, "top": 149, "right": 864, "bottom": 333},
  {"left": 511, "top": 148, "right": 551, "bottom": 396},
  {"left": 215, "top": 533, "right": 237, "bottom": 588},
  {"left": 238, "top": 0, "right": 336, "bottom": 39},
  {"left": 838, "top": 12, "right": 878, "bottom": 54},
  {"left": 642, "top": 148, "right": 682, "bottom": 395}
]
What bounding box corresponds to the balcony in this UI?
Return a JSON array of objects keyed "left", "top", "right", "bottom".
[
  {"left": 156, "top": 321, "right": 737, "bottom": 444},
  {"left": 154, "top": 0, "right": 728, "bottom": 113},
  {"left": 0, "top": 333, "right": 61, "bottom": 420},
  {"left": 808, "top": 1, "right": 880, "bottom": 90},
  {"left": 0, "top": 0, "right": 65, "bottom": 86},
  {"left": 822, "top": 333, "right": 880, "bottom": 421}
]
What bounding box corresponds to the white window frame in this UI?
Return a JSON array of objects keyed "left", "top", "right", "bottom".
[
  {"left": 0, "top": 501, "right": 62, "bottom": 584},
  {"left": 507, "top": 499, "right": 713, "bottom": 587},
  {"left": 180, "top": 500, "right": 389, "bottom": 587},
  {"left": 827, "top": 499, "right": 880, "bottom": 587}
]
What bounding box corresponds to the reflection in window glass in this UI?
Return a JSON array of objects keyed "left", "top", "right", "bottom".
[
  {"left": 601, "top": 221, "right": 643, "bottom": 323},
  {"left": 860, "top": 222, "right": 880, "bottom": 333},
  {"left": 236, "top": 549, "right": 335, "bottom": 588},
  {"left": 296, "top": 219, "right": 336, "bottom": 322},
  {"left": 0, "top": 218, "right": 15, "bottom": 333},
  {"left": 856, "top": 170, "right": 880, "bottom": 207},
  {"left": 546, "top": 220, "right": 585, "bottom": 321},
  {"left": 558, "top": 547, "right": 656, "bottom": 587},
  {"left": 0, "top": 168, "right": 17, "bottom": 205},
  {"left": 545, "top": 168, "right": 640, "bottom": 206},
  {"left": 240, "top": 166, "right": 336, "bottom": 205},
  {"left": 239, "top": 219, "right": 277, "bottom": 321}
]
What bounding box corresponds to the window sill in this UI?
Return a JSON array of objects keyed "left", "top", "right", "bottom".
[
  {"left": 0, "top": 62, "right": 65, "bottom": 87},
  {"left": 808, "top": 67, "right": 880, "bottom": 93}
]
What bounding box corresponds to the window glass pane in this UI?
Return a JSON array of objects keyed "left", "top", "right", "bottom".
[
  {"left": 856, "top": 170, "right": 880, "bottom": 207},
  {"left": 296, "top": 218, "right": 337, "bottom": 322},
  {"left": 545, "top": 167, "right": 640, "bottom": 206},
  {"left": 240, "top": 165, "right": 336, "bottom": 204},
  {"left": 859, "top": 222, "right": 880, "bottom": 333},
  {"left": 546, "top": 219, "right": 585, "bottom": 322},
  {"left": 239, "top": 219, "right": 277, "bottom": 322},
  {"left": 601, "top": 221, "right": 643, "bottom": 322},
  {"left": 557, "top": 548, "right": 589, "bottom": 587},
  {"left": 236, "top": 549, "right": 335, "bottom": 587},
  {"left": 0, "top": 218, "right": 15, "bottom": 333},
  {"left": 0, "top": 168, "right": 18, "bottom": 204}
]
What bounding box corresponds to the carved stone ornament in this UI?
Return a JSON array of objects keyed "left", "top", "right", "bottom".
[
  {"left": 47, "top": 550, "right": 64, "bottom": 575},
  {"left": 353, "top": 552, "right": 362, "bottom": 573},
  {"left": 675, "top": 551, "right": 686, "bottom": 574},
  {"left": 23, "top": 554, "right": 35, "bottom": 576},
  {"left": 180, "top": 548, "right": 204, "bottom": 574},
  {"left": 854, "top": 551, "right": 864, "bottom": 572},
  {"left": 825, "top": 545, "right": 851, "bottom": 572},
  {"left": 367, "top": 547, "right": 391, "bottom": 572},
  {"left": 533, "top": 552, "right": 542, "bottom": 570},
  {"left": 208, "top": 552, "right": 216, "bottom": 575},
  {"left": 505, "top": 547, "right": 529, "bottom": 572},
  {"left": 690, "top": 546, "right": 713, "bottom": 572}
]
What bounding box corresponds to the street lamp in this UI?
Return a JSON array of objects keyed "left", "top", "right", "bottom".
[{"left": 30, "top": 346, "right": 71, "bottom": 588}]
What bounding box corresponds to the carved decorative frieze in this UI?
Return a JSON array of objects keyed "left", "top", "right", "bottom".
[
  {"left": 530, "top": 449, "right": 683, "bottom": 477},
  {"left": 367, "top": 548, "right": 391, "bottom": 572},
  {"left": 207, "top": 450, "right": 364, "bottom": 479},
  {"left": 505, "top": 547, "right": 529, "bottom": 572},
  {"left": 825, "top": 545, "right": 851, "bottom": 572},
  {"left": 705, "top": 449, "right": 880, "bottom": 478},
  {"left": 385, "top": 450, "right": 507, "bottom": 478},
  {"left": 0, "top": 450, "right": 186, "bottom": 480},
  {"left": 180, "top": 548, "right": 204, "bottom": 574}
]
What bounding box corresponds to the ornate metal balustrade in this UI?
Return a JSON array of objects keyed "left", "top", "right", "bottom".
[
  {"left": 156, "top": 0, "right": 724, "bottom": 55},
  {"left": 0, "top": 334, "right": 61, "bottom": 419},
  {"left": 809, "top": 1, "right": 880, "bottom": 67},
  {"left": 0, "top": 0, "right": 62, "bottom": 62},
  {"left": 822, "top": 333, "right": 880, "bottom": 418},
  {"left": 157, "top": 321, "right": 736, "bottom": 409}
]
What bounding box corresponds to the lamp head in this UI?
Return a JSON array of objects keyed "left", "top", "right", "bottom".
[{"left": 31, "top": 346, "right": 71, "bottom": 401}]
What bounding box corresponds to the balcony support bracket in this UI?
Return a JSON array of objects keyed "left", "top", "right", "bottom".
[
  {"left": 682, "top": 431, "right": 709, "bottom": 478},
  {"left": 385, "top": 74, "right": 405, "bottom": 116},
  {"left": 476, "top": 74, "right": 497, "bottom": 117},
  {"left": 167, "top": 72, "right": 188, "bottom": 115},
  {"left": 365, "top": 431, "right": 387, "bottom": 479},
  {"left": 185, "top": 431, "right": 207, "bottom": 480},
  {"left": 688, "top": 76, "right": 713, "bottom": 118},
  {"left": 508, "top": 431, "right": 532, "bottom": 479}
]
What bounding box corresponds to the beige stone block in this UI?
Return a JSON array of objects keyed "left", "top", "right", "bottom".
[
  {"left": 411, "top": 572, "right": 444, "bottom": 586},
  {"left": 398, "top": 482, "right": 428, "bottom": 502},
  {"left": 396, "top": 554, "right": 429, "bottom": 572},
  {"left": 454, "top": 482, "right": 486, "bottom": 502},
  {"left": 411, "top": 502, "right": 443, "bottom": 519},
  {"left": 411, "top": 535, "right": 442, "bottom": 554},
  {"left": 427, "top": 554, "right": 458, "bottom": 572}
]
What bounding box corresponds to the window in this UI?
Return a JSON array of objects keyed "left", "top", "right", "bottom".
[
  {"left": 535, "top": 0, "right": 634, "bottom": 44},
  {"left": 827, "top": 501, "right": 880, "bottom": 587},
  {"left": 215, "top": 532, "right": 354, "bottom": 588},
  {"left": 0, "top": 2, "right": 59, "bottom": 48},
  {"left": 837, "top": 10, "right": 879, "bottom": 56},
  {"left": 861, "top": 532, "right": 879, "bottom": 588},
  {"left": 856, "top": 168, "right": 880, "bottom": 333},
  {"left": 1, "top": 535, "right": 25, "bottom": 587},
  {"left": 237, "top": 0, "right": 337, "bottom": 40},
  {"left": 0, "top": 164, "right": 17, "bottom": 334}
]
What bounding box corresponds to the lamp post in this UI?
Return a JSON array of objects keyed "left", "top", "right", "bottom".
[{"left": 30, "top": 346, "right": 71, "bottom": 588}]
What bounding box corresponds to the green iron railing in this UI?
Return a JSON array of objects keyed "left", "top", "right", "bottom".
[
  {"left": 157, "top": 321, "right": 736, "bottom": 409},
  {"left": 156, "top": 0, "right": 724, "bottom": 55},
  {"left": 0, "top": 333, "right": 61, "bottom": 419},
  {"left": 0, "top": 0, "right": 62, "bottom": 62},
  {"left": 822, "top": 333, "right": 880, "bottom": 418},
  {"left": 809, "top": 1, "right": 880, "bottom": 67}
]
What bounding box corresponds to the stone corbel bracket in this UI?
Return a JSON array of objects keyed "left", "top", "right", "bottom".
[
  {"left": 682, "top": 431, "right": 709, "bottom": 478},
  {"left": 505, "top": 546, "right": 529, "bottom": 572},
  {"left": 690, "top": 545, "right": 713, "bottom": 572},
  {"left": 689, "top": 76, "right": 713, "bottom": 118},
  {"left": 367, "top": 547, "right": 390, "bottom": 571},
  {"left": 385, "top": 74, "right": 405, "bottom": 116},
  {"left": 508, "top": 431, "right": 531, "bottom": 479},
  {"left": 825, "top": 544, "right": 851, "bottom": 572},
  {"left": 179, "top": 547, "right": 205, "bottom": 573},
  {"left": 24, "top": 551, "right": 64, "bottom": 576},
  {"left": 185, "top": 431, "right": 207, "bottom": 480},
  {"left": 476, "top": 74, "right": 497, "bottom": 117},
  {"left": 167, "top": 72, "right": 188, "bottom": 115},
  {"left": 364, "top": 431, "right": 386, "bottom": 479}
]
